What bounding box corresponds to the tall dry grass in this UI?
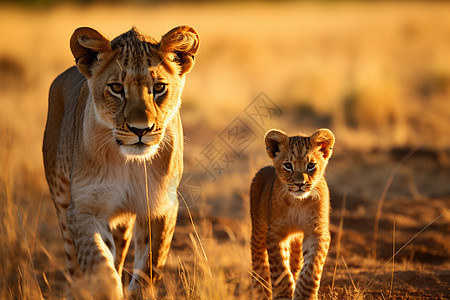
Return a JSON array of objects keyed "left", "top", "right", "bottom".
[
  {"left": 0, "top": 1, "right": 449, "bottom": 299},
  {"left": 0, "top": 143, "right": 43, "bottom": 299}
]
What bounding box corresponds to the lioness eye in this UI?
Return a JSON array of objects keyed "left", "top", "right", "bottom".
[
  {"left": 307, "top": 162, "right": 316, "bottom": 171},
  {"left": 108, "top": 83, "right": 124, "bottom": 95},
  {"left": 283, "top": 162, "right": 293, "bottom": 171},
  {"left": 153, "top": 83, "right": 167, "bottom": 95}
]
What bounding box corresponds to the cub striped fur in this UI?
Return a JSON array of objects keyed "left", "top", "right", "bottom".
[{"left": 250, "top": 129, "right": 335, "bottom": 299}]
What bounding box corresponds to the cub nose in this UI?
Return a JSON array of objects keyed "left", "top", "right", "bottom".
[
  {"left": 127, "top": 123, "right": 155, "bottom": 137},
  {"left": 294, "top": 182, "right": 305, "bottom": 189}
]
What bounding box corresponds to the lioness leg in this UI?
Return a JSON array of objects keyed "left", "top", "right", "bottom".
[
  {"left": 129, "top": 202, "right": 178, "bottom": 295},
  {"left": 113, "top": 216, "right": 136, "bottom": 280},
  {"left": 66, "top": 206, "right": 122, "bottom": 300},
  {"left": 47, "top": 174, "right": 82, "bottom": 299}
]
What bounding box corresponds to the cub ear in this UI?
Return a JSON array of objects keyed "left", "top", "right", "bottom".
[
  {"left": 264, "top": 129, "right": 289, "bottom": 159},
  {"left": 70, "top": 27, "right": 111, "bottom": 77},
  {"left": 311, "top": 129, "right": 335, "bottom": 159},
  {"left": 159, "top": 26, "right": 200, "bottom": 76}
]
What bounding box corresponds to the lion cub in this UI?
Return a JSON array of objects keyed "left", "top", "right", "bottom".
[{"left": 250, "top": 128, "right": 335, "bottom": 299}]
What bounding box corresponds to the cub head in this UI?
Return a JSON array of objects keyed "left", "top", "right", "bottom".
[
  {"left": 70, "top": 26, "right": 199, "bottom": 160},
  {"left": 265, "top": 129, "right": 335, "bottom": 199}
]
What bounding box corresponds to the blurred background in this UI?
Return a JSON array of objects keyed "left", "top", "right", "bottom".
[{"left": 0, "top": 0, "right": 449, "bottom": 299}]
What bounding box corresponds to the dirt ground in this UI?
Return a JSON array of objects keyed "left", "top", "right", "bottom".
[
  {"left": 31, "top": 147, "right": 450, "bottom": 299},
  {"left": 176, "top": 148, "right": 450, "bottom": 299}
]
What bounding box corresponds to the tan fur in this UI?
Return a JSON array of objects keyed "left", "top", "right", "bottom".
[
  {"left": 250, "top": 129, "right": 335, "bottom": 300},
  {"left": 43, "top": 26, "right": 199, "bottom": 299}
]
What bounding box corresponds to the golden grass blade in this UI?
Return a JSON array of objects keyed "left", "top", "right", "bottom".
[
  {"left": 17, "top": 213, "right": 44, "bottom": 300},
  {"left": 364, "top": 210, "right": 448, "bottom": 293},
  {"left": 38, "top": 243, "right": 73, "bottom": 285},
  {"left": 341, "top": 256, "right": 358, "bottom": 293},
  {"left": 143, "top": 162, "right": 153, "bottom": 288},
  {"left": 248, "top": 270, "right": 271, "bottom": 293},
  {"left": 331, "top": 193, "right": 347, "bottom": 292},
  {"left": 389, "top": 221, "right": 395, "bottom": 298},
  {"left": 42, "top": 272, "right": 52, "bottom": 293},
  {"left": 372, "top": 147, "right": 418, "bottom": 260},
  {"left": 133, "top": 268, "right": 153, "bottom": 286},
  {"left": 31, "top": 195, "right": 43, "bottom": 255},
  {"left": 273, "top": 268, "right": 289, "bottom": 286},
  {"left": 178, "top": 190, "right": 213, "bottom": 281}
]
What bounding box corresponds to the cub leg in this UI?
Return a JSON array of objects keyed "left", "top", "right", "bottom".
[
  {"left": 129, "top": 202, "right": 178, "bottom": 295},
  {"left": 294, "top": 233, "right": 330, "bottom": 300},
  {"left": 251, "top": 227, "right": 271, "bottom": 299},
  {"left": 113, "top": 216, "right": 136, "bottom": 280},
  {"left": 267, "top": 228, "right": 295, "bottom": 300},
  {"left": 289, "top": 234, "right": 304, "bottom": 282},
  {"left": 66, "top": 205, "right": 123, "bottom": 300}
]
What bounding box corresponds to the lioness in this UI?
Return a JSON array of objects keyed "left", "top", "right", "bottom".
[{"left": 43, "top": 26, "right": 199, "bottom": 299}]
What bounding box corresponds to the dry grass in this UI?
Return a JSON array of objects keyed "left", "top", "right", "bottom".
[{"left": 0, "top": 1, "right": 449, "bottom": 299}]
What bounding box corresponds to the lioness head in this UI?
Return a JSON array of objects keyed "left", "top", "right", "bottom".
[
  {"left": 70, "top": 26, "right": 199, "bottom": 160},
  {"left": 265, "top": 129, "right": 335, "bottom": 199}
]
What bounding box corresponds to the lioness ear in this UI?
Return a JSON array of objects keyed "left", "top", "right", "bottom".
[
  {"left": 311, "top": 129, "right": 335, "bottom": 159},
  {"left": 159, "top": 26, "right": 200, "bottom": 76},
  {"left": 264, "top": 129, "right": 289, "bottom": 159},
  {"left": 70, "top": 27, "right": 111, "bottom": 77}
]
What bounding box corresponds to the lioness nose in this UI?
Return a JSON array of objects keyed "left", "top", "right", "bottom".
[
  {"left": 127, "top": 123, "right": 155, "bottom": 137},
  {"left": 294, "top": 182, "right": 305, "bottom": 188}
]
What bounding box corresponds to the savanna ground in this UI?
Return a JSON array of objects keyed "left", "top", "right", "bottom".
[{"left": 0, "top": 1, "right": 449, "bottom": 299}]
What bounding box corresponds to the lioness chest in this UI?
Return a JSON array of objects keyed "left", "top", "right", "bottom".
[{"left": 69, "top": 157, "right": 175, "bottom": 221}]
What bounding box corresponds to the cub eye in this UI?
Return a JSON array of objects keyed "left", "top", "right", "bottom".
[
  {"left": 153, "top": 83, "right": 167, "bottom": 95},
  {"left": 108, "top": 83, "right": 124, "bottom": 95},
  {"left": 283, "top": 162, "right": 293, "bottom": 171},
  {"left": 307, "top": 162, "right": 316, "bottom": 171}
]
